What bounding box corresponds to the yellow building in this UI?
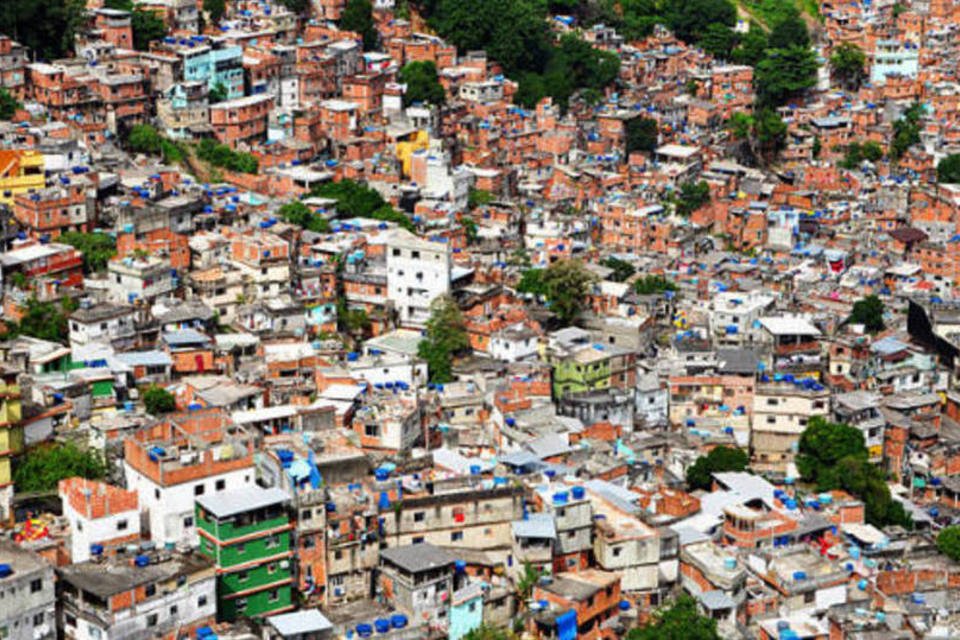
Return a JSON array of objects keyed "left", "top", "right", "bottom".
[
  {"left": 0, "top": 367, "right": 23, "bottom": 524},
  {"left": 0, "top": 149, "right": 45, "bottom": 207},
  {"left": 394, "top": 130, "right": 429, "bottom": 178}
]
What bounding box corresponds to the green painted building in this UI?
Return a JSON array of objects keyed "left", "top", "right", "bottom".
[
  {"left": 196, "top": 486, "right": 294, "bottom": 621},
  {"left": 548, "top": 342, "right": 634, "bottom": 399}
]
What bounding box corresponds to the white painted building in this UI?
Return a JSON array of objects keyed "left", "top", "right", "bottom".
[{"left": 386, "top": 229, "right": 452, "bottom": 328}]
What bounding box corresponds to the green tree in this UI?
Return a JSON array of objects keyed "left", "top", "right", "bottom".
[
  {"left": 516, "top": 269, "right": 548, "bottom": 297},
  {"left": 515, "top": 561, "right": 542, "bottom": 606},
  {"left": 755, "top": 108, "right": 788, "bottom": 162},
  {"left": 627, "top": 595, "right": 720, "bottom": 640},
  {"left": 700, "top": 23, "right": 736, "bottom": 59},
  {"left": 676, "top": 180, "right": 711, "bottom": 216},
  {"left": 664, "top": 0, "right": 736, "bottom": 45},
  {"left": 143, "top": 385, "right": 176, "bottom": 415},
  {"left": 937, "top": 154, "right": 960, "bottom": 184},
  {"left": 417, "top": 295, "right": 470, "bottom": 383},
  {"left": 127, "top": 124, "right": 163, "bottom": 155},
  {"left": 203, "top": 0, "right": 226, "bottom": 22},
  {"left": 209, "top": 82, "right": 229, "bottom": 103},
  {"left": 797, "top": 416, "right": 868, "bottom": 488},
  {"left": 830, "top": 42, "right": 867, "bottom": 90},
  {"left": 686, "top": 446, "right": 749, "bottom": 490},
  {"left": 732, "top": 27, "right": 768, "bottom": 66},
  {"left": 462, "top": 217, "right": 478, "bottom": 245},
  {"left": 625, "top": 116, "right": 658, "bottom": 154},
  {"left": 16, "top": 298, "right": 71, "bottom": 343},
  {"left": 849, "top": 294, "right": 885, "bottom": 332},
  {"left": 0, "top": 87, "right": 21, "bottom": 121},
  {"left": 890, "top": 102, "right": 923, "bottom": 161},
  {"left": 0, "top": 0, "right": 86, "bottom": 61},
  {"left": 13, "top": 442, "right": 108, "bottom": 493},
  {"left": 59, "top": 231, "right": 117, "bottom": 273},
  {"left": 937, "top": 526, "right": 960, "bottom": 562},
  {"left": 468, "top": 188, "right": 495, "bottom": 209},
  {"left": 633, "top": 275, "right": 677, "bottom": 295},
  {"left": 602, "top": 256, "right": 636, "bottom": 282},
  {"left": 541, "top": 259, "right": 596, "bottom": 325},
  {"left": 754, "top": 45, "right": 818, "bottom": 108},
  {"left": 341, "top": 0, "right": 378, "bottom": 50},
  {"left": 313, "top": 179, "right": 415, "bottom": 231},
  {"left": 278, "top": 0, "right": 310, "bottom": 13},
  {"left": 278, "top": 200, "right": 331, "bottom": 233},
  {"left": 769, "top": 14, "right": 810, "bottom": 48},
  {"left": 399, "top": 61, "right": 446, "bottom": 106},
  {"left": 131, "top": 8, "right": 167, "bottom": 51}
]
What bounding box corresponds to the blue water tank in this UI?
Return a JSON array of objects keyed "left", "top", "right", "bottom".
[
  {"left": 618, "top": 600, "right": 630, "bottom": 611},
  {"left": 135, "top": 555, "right": 150, "bottom": 567},
  {"left": 356, "top": 623, "right": 373, "bottom": 638},
  {"left": 0, "top": 564, "right": 12, "bottom": 578},
  {"left": 455, "top": 560, "right": 466, "bottom": 573},
  {"left": 374, "top": 619, "right": 390, "bottom": 634},
  {"left": 469, "top": 465, "right": 481, "bottom": 475},
  {"left": 390, "top": 614, "right": 407, "bottom": 629},
  {"left": 90, "top": 544, "right": 104, "bottom": 556},
  {"left": 571, "top": 486, "right": 585, "bottom": 500}
]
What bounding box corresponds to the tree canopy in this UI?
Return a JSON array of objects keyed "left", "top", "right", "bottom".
[
  {"left": 849, "top": 295, "right": 885, "bottom": 333},
  {"left": 59, "top": 231, "right": 117, "bottom": 274},
  {"left": 196, "top": 139, "right": 259, "bottom": 174},
  {"left": 937, "top": 526, "right": 960, "bottom": 562},
  {"left": 341, "top": 0, "right": 378, "bottom": 50},
  {"left": 626, "top": 116, "right": 659, "bottom": 154},
  {"left": 143, "top": 386, "right": 177, "bottom": 415},
  {"left": 11, "top": 298, "right": 73, "bottom": 343},
  {"left": 0, "top": 0, "right": 86, "bottom": 61},
  {"left": 797, "top": 416, "right": 911, "bottom": 528},
  {"left": 278, "top": 201, "right": 332, "bottom": 233},
  {"left": 14, "top": 442, "right": 108, "bottom": 493},
  {"left": 633, "top": 275, "right": 677, "bottom": 295},
  {"left": 937, "top": 154, "right": 960, "bottom": 184},
  {"left": 203, "top": 0, "right": 226, "bottom": 23},
  {"left": 131, "top": 8, "right": 167, "bottom": 51},
  {"left": 312, "top": 179, "right": 415, "bottom": 231},
  {"left": 890, "top": 102, "right": 923, "bottom": 161},
  {"left": 399, "top": 61, "right": 446, "bottom": 107},
  {"left": 769, "top": 14, "right": 810, "bottom": 49},
  {"left": 663, "top": 0, "right": 737, "bottom": 45},
  {"left": 417, "top": 296, "right": 470, "bottom": 383},
  {"left": 830, "top": 42, "right": 867, "bottom": 90},
  {"left": 541, "top": 259, "right": 596, "bottom": 325},
  {"left": 0, "top": 87, "right": 21, "bottom": 121},
  {"left": 754, "top": 45, "right": 818, "bottom": 108},
  {"left": 627, "top": 595, "right": 721, "bottom": 640},
  {"left": 686, "top": 447, "right": 749, "bottom": 491},
  {"left": 602, "top": 257, "right": 636, "bottom": 282},
  {"left": 675, "top": 180, "right": 711, "bottom": 216}
]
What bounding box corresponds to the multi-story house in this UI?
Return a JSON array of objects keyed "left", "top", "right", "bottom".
[
  {"left": 58, "top": 477, "right": 140, "bottom": 564},
  {"left": 531, "top": 570, "right": 623, "bottom": 640},
  {"left": 751, "top": 381, "right": 830, "bottom": 476},
  {"left": 379, "top": 479, "right": 524, "bottom": 550},
  {"left": 58, "top": 550, "right": 216, "bottom": 640},
  {"left": 758, "top": 317, "right": 823, "bottom": 382},
  {"left": 533, "top": 484, "right": 593, "bottom": 574},
  {"left": 378, "top": 543, "right": 455, "bottom": 628},
  {"left": 123, "top": 408, "right": 256, "bottom": 547},
  {"left": 0, "top": 150, "right": 45, "bottom": 207},
  {"left": 386, "top": 229, "right": 452, "bottom": 328},
  {"left": 210, "top": 94, "right": 274, "bottom": 148},
  {"left": 12, "top": 180, "right": 90, "bottom": 240},
  {"left": 0, "top": 368, "right": 22, "bottom": 524},
  {"left": 68, "top": 303, "right": 138, "bottom": 350},
  {"left": 195, "top": 487, "right": 294, "bottom": 621},
  {"left": 0, "top": 540, "right": 55, "bottom": 640},
  {"left": 710, "top": 291, "right": 775, "bottom": 347}
]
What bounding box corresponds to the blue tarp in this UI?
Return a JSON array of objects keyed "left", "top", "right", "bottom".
[{"left": 557, "top": 610, "right": 577, "bottom": 640}]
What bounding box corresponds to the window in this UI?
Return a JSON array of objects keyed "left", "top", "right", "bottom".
[
  {"left": 267, "top": 563, "right": 277, "bottom": 574},
  {"left": 414, "top": 511, "right": 425, "bottom": 523},
  {"left": 238, "top": 571, "right": 249, "bottom": 582},
  {"left": 145, "top": 584, "right": 156, "bottom": 597},
  {"left": 155, "top": 488, "right": 161, "bottom": 500},
  {"left": 194, "top": 484, "right": 205, "bottom": 496},
  {"left": 268, "top": 589, "right": 280, "bottom": 602},
  {"left": 216, "top": 479, "right": 225, "bottom": 491},
  {"left": 451, "top": 531, "right": 464, "bottom": 542},
  {"left": 235, "top": 598, "right": 247, "bottom": 612},
  {"left": 29, "top": 579, "right": 42, "bottom": 593},
  {"left": 117, "top": 520, "right": 128, "bottom": 531},
  {"left": 365, "top": 423, "right": 379, "bottom": 437},
  {"left": 146, "top": 614, "right": 158, "bottom": 628},
  {"left": 236, "top": 543, "right": 246, "bottom": 554},
  {"left": 392, "top": 248, "right": 401, "bottom": 257},
  {"left": 468, "top": 602, "right": 477, "bottom": 613},
  {"left": 412, "top": 536, "right": 424, "bottom": 544},
  {"left": 265, "top": 534, "right": 280, "bottom": 549},
  {"left": 169, "top": 605, "right": 178, "bottom": 616},
  {"left": 183, "top": 516, "right": 194, "bottom": 528},
  {"left": 411, "top": 250, "right": 420, "bottom": 259},
  {"left": 198, "top": 595, "right": 208, "bottom": 607},
  {"left": 32, "top": 613, "right": 43, "bottom": 626},
  {"left": 301, "top": 509, "right": 312, "bottom": 521},
  {"left": 334, "top": 550, "right": 343, "bottom": 560},
  {"left": 612, "top": 547, "right": 622, "bottom": 558},
  {"left": 766, "top": 398, "right": 779, "bottom": 406}
]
